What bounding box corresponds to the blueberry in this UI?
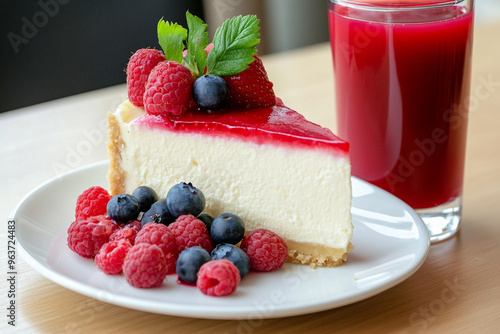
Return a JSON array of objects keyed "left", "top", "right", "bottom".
[
  {"left": 107, "top": 194, "right": 140, "bottom": 224},
  {"left": 166, "top": 182, "right": 205, "bottom": 218},
  {"left": 192, "top": 74, "right": 230, "bottom": 110},
  {"left": 210, "top": 213, "right": 245, "bottom": 245},
  {"left": 176, "top": 246, "right": 212, "bottom": 284},
  {"left": 197, "top": 213, "right": 214, "bottom": 231},
  {"left": 132, "top": 186, "right": 158, "bottom": 212},
  {"left": 211, "top": 243, "right": 250, "bottom": 278},
  {"left": 141, "top": 199, "right": 175, "bottom": 227}
]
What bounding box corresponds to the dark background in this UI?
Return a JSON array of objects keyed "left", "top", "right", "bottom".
[{"left": 0, "top": 0, "right": 204, "bottom": 112}]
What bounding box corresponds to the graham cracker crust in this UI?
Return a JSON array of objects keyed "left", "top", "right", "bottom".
[
  {"left": 287, "top": 242, "right": 354, "bottom": 268},
  {"left": 106, "top": 111, "right": 126, "bottom": 196}
]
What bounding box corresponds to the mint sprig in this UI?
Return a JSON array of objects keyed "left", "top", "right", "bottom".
[
  {"left": 184, "top": 12, "right": 209, "bottom": 77},
  {"left": 157, "top": 18, "right": 187, "bottom": 64},
  {"left": 206, "top": 15, "right": 260, "bottom": 76},
  {"left": 156, "top": 13, "right": 260, "bottom": 79}
]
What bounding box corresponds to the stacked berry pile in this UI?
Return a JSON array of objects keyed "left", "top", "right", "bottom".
[
  {"left": 67, "top": 182, "right": 288, "bottom": 296},
  {"left": 126, "top": 12, "right": 275, "bottom": 116}
]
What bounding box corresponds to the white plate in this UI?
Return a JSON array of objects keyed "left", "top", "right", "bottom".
[{"left": 12, "top": 161, "right": 429, "bottom": 319}]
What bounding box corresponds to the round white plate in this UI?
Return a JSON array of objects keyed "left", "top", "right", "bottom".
[{"left": 12, "top": 161, "right": 429, "bottom": 319}]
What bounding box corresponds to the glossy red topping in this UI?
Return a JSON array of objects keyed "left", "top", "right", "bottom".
[{"left": 133, "top": 102, "right": 349, "bottom": 155}]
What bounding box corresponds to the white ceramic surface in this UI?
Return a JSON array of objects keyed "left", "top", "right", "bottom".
[{"left": 12, "top": 161, "right": 429, "bottom": 319}]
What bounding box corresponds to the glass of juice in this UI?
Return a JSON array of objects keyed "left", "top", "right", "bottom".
[{"left": 328, "top": 0, "right": 474, "bottom": 242}]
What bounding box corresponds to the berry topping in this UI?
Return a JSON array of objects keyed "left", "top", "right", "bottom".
[
  {"left": 169, "top": 214, "right": 213, "bottom": 253},
  {"left": 129, "top": 13, "right": 263, "bottom": 116},
  {"left": 192, "top": 74, "right": 230, "bottom": 110},
  {"left": 166, "top": 182, "right": 206, "bottom": 218},
  {"left": 211, "top": 243, "right": 250, "bottom": 278},
  {"left": 106, "top": 194, "right": 141, "bottom": 224},
  {"left": 109, "top": 220, "right": 142, "bottom": 245},
  {"left": 126, "top": 49, "right": 166, "bottom": 107},
  {"left": 141, "top": 199, "right": 175, "bottom": 227},
  {"left": 240, "top": 229, "right": 288, "bottom": 272},
  {"left": 135, "top": 223, "right": 178, "bottom": 274},
  {"left": 75, "top": 186, "right": 111, "bottom": 221},
  {"left": 125, "top": 12, "right": 274, "bottom": 117},
  {"left": 176, "top": 246, "right": 212, "bottom": 284},
  {"left": 95, "top": 239, "right": 132, "bottom": 275},
  {"left": 143, "top": 61, "right": 194, "bottom": 116},
  {"left": 210, "top": 213, "right": 245, "bottom": 245},
  {"left": 132, "top": 186, "right": 159, "bottom": 212},
  {"left": 222, "top": 54, "right": 276, "bottom": 109},
  {"left": 123, "top": 243, "right": 168, "bottom": 288},
  {"left": 196, "top": 259, "right": 241, "bottom": 296},
  {"left": 67, "top": 215, "right": 119, "bottom": 258}
]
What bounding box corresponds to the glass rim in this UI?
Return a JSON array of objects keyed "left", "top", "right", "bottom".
[{"left": 329, "top": 0, "right": 469, "bottom": 11}]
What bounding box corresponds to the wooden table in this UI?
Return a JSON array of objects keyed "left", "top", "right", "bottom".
[{"left": 1, "top": 20, "right": 499, "bottom": 334}]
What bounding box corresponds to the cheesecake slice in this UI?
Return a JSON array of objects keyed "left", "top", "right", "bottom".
[{"left": 107, "top": 99, "right": 353, "bottom": 267}]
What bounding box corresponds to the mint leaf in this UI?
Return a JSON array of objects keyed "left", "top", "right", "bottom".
[
  {"left": 157, "top": 18, "right": 187, "bottom": 63},
  {"left": 206, "top": 15, "right": 260, "bottom": 76},
  {"left": 184, "top": 12, "right": 209, "bottom": 78}
]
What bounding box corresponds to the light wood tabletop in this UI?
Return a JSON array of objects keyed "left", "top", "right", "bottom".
[{"left": 1, "top": 20, "right": 499, "bottom": 334}]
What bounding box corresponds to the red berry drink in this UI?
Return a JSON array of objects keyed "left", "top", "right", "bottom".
[{"left": 329, "top": 0, "right": 474, "bottom": 241}]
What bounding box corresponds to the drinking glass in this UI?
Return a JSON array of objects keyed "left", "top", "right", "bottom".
[{"left": 328, "top": 0, "right": 475, "bottom": 242}]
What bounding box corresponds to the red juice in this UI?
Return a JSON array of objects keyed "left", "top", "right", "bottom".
[{"left": 329, "top": 2, "right": 474, "bottom": 209}]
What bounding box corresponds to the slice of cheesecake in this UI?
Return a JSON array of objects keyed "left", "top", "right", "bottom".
[{"left": 107, "top": 99, "right": 353, "bottom": 267}]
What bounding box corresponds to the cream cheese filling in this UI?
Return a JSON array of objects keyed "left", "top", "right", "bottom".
[{"left": 109, "top": 100, "right": 353, "bottom": 253}]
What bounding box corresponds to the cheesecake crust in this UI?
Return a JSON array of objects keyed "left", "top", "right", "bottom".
[
  {"left": 107, "top": 111, "right": 127, "bottom": 196},
  {"left": 287, "top": 242, "right": 354, "bottom": 268}
]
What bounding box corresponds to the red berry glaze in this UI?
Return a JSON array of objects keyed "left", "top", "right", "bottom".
[
  {"left": 169, "top": 215, "right": 213, "bottom": 253},
  {"left": 123, "top": 243, "right": 168, "bottom": 288},
  {"left": 240, "top": 229, "right": 288, "bottom": 272},
  {"left": 222, "top": 55, "right": 275, "bottom": 109},
  {"left": 95, "top": 239, "right": 132, "bottom": 275},
  {"left": 143, "top": 61, "right": 194, "bottom": 116},
  {"left": 127, "top": 49, "right": 166, "bottom": 107},
  {"left": 196, "top": 259, "right": 241, "bottom": 296},
  {"left": 75, "top": 186, "right": 111, "bottom": 220},
  {"left": 135, "top": 223, "right": 178, "bottom": 274}
]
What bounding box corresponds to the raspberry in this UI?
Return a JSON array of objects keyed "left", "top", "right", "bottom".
[
  {"left": 143, "top": 61, "right": 194, "bottom": 116},
  {"left": 109, "top": 220, "right": 141, "bottom": 245},
  {"left": 240, "top": 229, "right": 288, "bottom": 272},
  {"left": 135, "top": 223, "right": 178, "bottom": 274},
  {"left": 98, "top": 215, "right": 121, "bottom": 237},
  {"left": 75, "top": 186, "right": 111, "bottom": 221},
  {"left": 196, "top": 259, "right": 241, "bottom": 296},
  {"left": 169, "top": 215, "right": 213, "bottom": 253},
  {"left": 127, "top": 48, "right": 166, "bottom": 107},
  {"left": 123, "top": 243, "right": 168, "bottom": 288},
  {"left": 95, "top": 239, "right": 132, "bottom": 275},
  {"left": 67, "top": 215, "right": 119, "bottom": 258}
]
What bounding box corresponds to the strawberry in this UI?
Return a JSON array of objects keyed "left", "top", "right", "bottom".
[
  {"left": 222, "top": 55, "right": 276, "bottom": 109},
  {"left": 143, "top": 61, "right": 194, "bottom": 116}
]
